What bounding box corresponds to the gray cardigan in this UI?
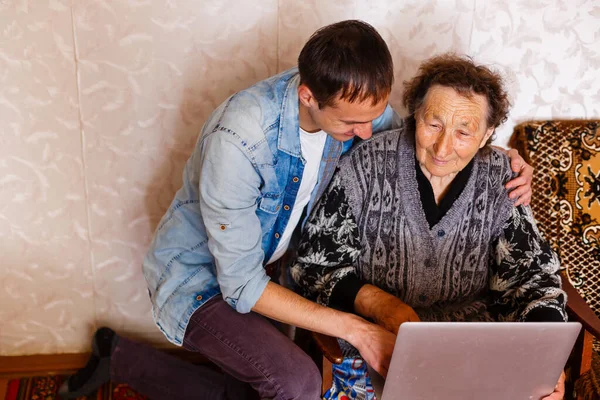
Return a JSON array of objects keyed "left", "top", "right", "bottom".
[{"left": 291, "top": 128, "right": 567, "bottom": 349}]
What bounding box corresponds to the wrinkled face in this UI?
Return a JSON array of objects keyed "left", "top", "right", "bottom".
[
  {"left": 415, "top": 85, "right": 494, "bottom": 178},
  {"left": 298, "top": 84, "right": 389, "bottom": 142}
]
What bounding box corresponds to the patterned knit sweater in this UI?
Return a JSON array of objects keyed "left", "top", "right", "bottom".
[{"left": 291, "top": 128, "right": 567, "bottom": 356}]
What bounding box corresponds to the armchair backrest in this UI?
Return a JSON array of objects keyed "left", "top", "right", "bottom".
[{"left": 510, "top": 120, "right": 600, "bottom": 325}]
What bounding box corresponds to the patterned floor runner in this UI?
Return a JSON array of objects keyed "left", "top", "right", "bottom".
[{"left": 4, "top": 375, "right": 147, "bottom": 400}]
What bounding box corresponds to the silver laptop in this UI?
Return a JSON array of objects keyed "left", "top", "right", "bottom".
[{"left": 368, "top": 322, "right": 581, "bottom": 400}]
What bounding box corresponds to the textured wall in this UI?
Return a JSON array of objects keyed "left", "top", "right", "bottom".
[{"left": 1, "top": 0, "right": 599, "bottom": 356}]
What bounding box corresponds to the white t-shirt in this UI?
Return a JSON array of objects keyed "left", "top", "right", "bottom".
[{"left": 267, "top": 128, "right": 328, "bottom": 264}]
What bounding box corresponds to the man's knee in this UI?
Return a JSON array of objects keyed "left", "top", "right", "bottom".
[
  {"left": 276, "top": 351, "right": 321, "bottom": 400},
  {"left": 300, "top": 359, "right": 322, "bottom": 400}
]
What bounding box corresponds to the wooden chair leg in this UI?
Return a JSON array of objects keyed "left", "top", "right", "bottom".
[
  {"left": 322, "top": 356, "right": 333, "bottom": 396},
  {"left": 573, "top": 330, "right": 594, "bottom": 378},
  {"left": 580, "top": 331, "right": 594, "bottom": 376}
]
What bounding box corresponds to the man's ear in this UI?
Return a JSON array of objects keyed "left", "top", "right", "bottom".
[
  {"left": 298, "top": 84, "right": 317, "bottom": 108},
  {"left": 479, "top": 126, "right": 495, "bottom": 149}
]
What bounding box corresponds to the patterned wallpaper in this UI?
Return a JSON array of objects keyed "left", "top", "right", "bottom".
[{"left": 0, "top": 0, "right": 598, "bottom": 356}]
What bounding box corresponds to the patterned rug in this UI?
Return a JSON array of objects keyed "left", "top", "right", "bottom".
[{"left": 4, "top": 375, "right": 147, "bottom": 400}]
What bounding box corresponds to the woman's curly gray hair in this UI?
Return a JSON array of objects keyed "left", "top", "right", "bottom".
[{"left": 403, "top": 53, "right": 511, "bottom": 142}]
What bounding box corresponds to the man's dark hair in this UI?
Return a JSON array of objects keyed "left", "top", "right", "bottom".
[{"left": 298, "top": 20, "right": 393, "bottom": 108}]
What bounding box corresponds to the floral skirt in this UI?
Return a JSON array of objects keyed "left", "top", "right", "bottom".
[{"left": 323, "top": 358, "right": 376, "bottom": 400}]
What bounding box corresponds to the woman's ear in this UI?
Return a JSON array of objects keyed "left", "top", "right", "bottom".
[{"left": 479, "top": 126, "right": 495, "bottom": 149}]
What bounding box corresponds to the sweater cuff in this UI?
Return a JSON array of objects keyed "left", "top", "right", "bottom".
[
  {"left": 523, "top": 307, "right": 565, "bottom": 322},
  {"left": 329, "top": 274, "right": 365, "bottom": 313}
]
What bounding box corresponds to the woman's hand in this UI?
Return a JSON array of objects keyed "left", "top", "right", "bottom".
[
  {"left": 372, "top": 294, "right": 421, "bottom": 335},
  {"left": 502, "top": 147, "right": 533, "bottom": 206},
  {"left": 542, "top": 370, "right": 565, "bottom": 400},
  {"left": 354, "top": 284, "right": 420, "bottom": 335}
]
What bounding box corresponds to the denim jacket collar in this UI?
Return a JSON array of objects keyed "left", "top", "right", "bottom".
[{"left": 278, "top": 72, "right": 302, "bottom": 158}]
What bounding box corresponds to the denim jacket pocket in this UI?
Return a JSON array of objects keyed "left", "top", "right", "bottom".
[{"left": 258, "top": 193, "right": 282, "bottom": 214}]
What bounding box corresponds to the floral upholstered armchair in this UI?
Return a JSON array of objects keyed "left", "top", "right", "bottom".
[
  {"left": 510, "top": 120, "right": 600, "bottom": 400},
  {"left": 309, "top": 120, "right": 600, "bottom": 399}
]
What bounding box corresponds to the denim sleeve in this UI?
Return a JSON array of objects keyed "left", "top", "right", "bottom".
[
  {"left": 372, "top": 104, "right": 403, "bottom": 133},
  {"left": 198, "top": 130, "right": 270, "bottom": 313}
]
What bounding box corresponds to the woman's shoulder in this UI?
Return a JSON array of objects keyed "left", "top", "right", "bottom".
[
  {"left": 476, "top": 146, "right": 515, "bottom": 186},
  {"left": 340, "top": 127, "right": 408, "bottom": 164}
]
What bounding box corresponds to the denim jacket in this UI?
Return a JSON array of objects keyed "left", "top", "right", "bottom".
[{"left": 142, "top": 68, "right": 398, "bottom": 345}]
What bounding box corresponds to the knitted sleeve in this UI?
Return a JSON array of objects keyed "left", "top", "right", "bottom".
[
  {"left": 488, "top": 205, "right": 568, "bottom": 322},
  {"left": 290, "top": 171, "right": 363, "bottom": 309}
]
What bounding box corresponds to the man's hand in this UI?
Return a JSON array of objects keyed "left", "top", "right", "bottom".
[
  {"left": 355, "top": 284, "right": 420, "bottom": 335},
  {"left": 346, "top": 318, "right": 397, "bottom": 378},
  {"left": 542, "top": 370, "right": 565, "bottom": 400},
  {"left": 503, "top": 147, "right": 533, "bottom": 206},
  {"left": 252, "top": 282, "right": 396, "bottom": 377}
]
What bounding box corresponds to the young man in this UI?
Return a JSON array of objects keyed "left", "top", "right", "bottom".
[{"left": 60, "top": 20, "right": 532, "bottom": 400}]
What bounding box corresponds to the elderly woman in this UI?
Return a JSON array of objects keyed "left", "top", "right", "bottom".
[{"left": 291, "top": 54, "right": 567, "bottom": 400}]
